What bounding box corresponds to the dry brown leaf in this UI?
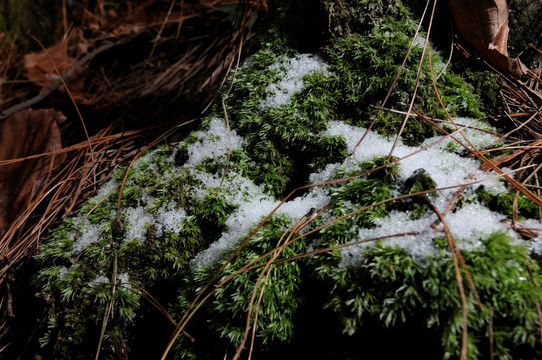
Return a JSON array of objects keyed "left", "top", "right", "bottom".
[
  {"left": 448, "top": 0, "right": 528, "bottom": 77},
  {"left": 0, "top": 109, "right": 66, "bottom": 238},
  {"left": 24, "top": 40, "right": 74, "bottom": 88}
]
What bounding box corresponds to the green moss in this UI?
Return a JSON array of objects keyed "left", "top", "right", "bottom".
[
  {"left": 174, "top": 215, "right": 306, "bottom": 358},
  {"left": 32, "top": 1, "right": 542, "bottom": 359},
  {"left": 34, "top": 148, "right": 209, "bottom": 359},
  {"left": 221, "top": 37, "right": 347, "bottom": 197},
  {"left": 476, "top": 185, "right": 540, "bottom": 221},
  {"left": 315, "top": 233, "right": 542, "bottom": 359},
  {"left": 322, "top": 17, "right": 483, "bottom": 144},
  {"left": 326, "top": 157, "right": 398, "bottom": 231},
  {"left": 322, "top": 0, "right": 409, "bottom": 38}
]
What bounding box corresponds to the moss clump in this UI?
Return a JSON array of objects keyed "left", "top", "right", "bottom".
[
  {"left": 476, "top": 184, "right": 540, "bottom": 221},
  {"left": 32, "top": 1, "right": 542, "bottom": 359},
  {"left": 35, "top": 147, "right": 207, "bottom": 359},
  {"left": 315, "top": 233, "right": 542, "bottom": 359},
  {"left": 174, "top": 215, "right": 306, "bottom": 359},
  {"left": 327, "top": 157, "right": 398, "bottom": 230},
  {"left": 222, "top": 38, "right": 347, "bottom": 197},
  {"left": 321, "top": 0, "right": 409, "bottom": 39},
  {"left": 393, "top": 168, "right": 437, "bottom": 219},
  {"left": 322, "top": 16, "right": 483, "bottom": 144}
]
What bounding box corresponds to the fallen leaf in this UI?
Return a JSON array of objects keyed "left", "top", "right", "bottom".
[
  {"left": 448, "top": 0, "right": 528, "bottom": 77},
  {"left": 24, "top": 40, "right": 74, "bottom": 88},
  {"left": 0, "top": 109, "right": 66, "bottom": 238}
]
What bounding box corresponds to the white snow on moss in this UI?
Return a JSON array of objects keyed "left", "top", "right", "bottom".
[
  {"left": 72, "top": 222, "right": 102, "bottom": 254},
  {"left": 259, "top": 53, "right": 329, "bottom": 109},
  {"left": 318, "top": 120, "right": 504, "bottom": 200},
  {"left": 58, "top": 266, "right": 68, "bottom": 279},
  {"left": 339, "top": 211, "right": 437, "bottom": 267},
  {"left": 117, "top": 272, "right": 130, "bottom": 287},
  {"left": 190, "top": 185, "right": 331, "bottom": 270},
  {"left": 518, "top": 218, "right": 542, "bottom": 255},
  {"left": 124, "top": 207, "right": 153, "bottom": 241},
  {"left": 95, "top": 178, "right": 117, "bottom": 201},
  {"left": 155, "top": 208, "right": 187, "bottom": 237},
  {"left": 186, "top": 117, "right": 244, "bottom": 166},
  {"left": 187, "top": 55, "right": 541, "bottom": 269},
  {"left": 73, "top": 52, "right": 542, "bottom": 272},
  {"left": 314, "top": 121, "right": 535, "bottom": 266},
  {"left": 123, "top": 205, "right": 188, "bottom": 241},
  {"left": 92, "top": 274, "right": 109, "bottom": 286},
  {"left": 424, "top": 117, "right": 501, "bottom": 152},
  {"left": 339, "top": 203, "right": 515, "bottom": 267},
  {"left": 190, "top": 169, "right": 268, "bottom": 205},
  {"left": 189, "top": 54, "right": 334, "bottom": 269}
]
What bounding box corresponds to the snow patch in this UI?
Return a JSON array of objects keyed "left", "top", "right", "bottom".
[
  {"left": 259, "top": 54, "right": 329, "bottom": 109},
  {"left": 124, "top": 207, "right": 154, "bottom": 241},
  {"left": 72, "top": 222, "right": 102, "bottom": 254},
  {"left": 339, "top": 203, "right": 515, "bottom": 267},
  {"left": 155, "top": 208, "right": 187, "bottom": 237},
  {"left": 186, "top": 117, "right": 244, "bottom": 166},
  {"left": 92, "top": 274, "right": 109, "bottom": 286},
  {"left": 191, "top": 185, "right": 331, "bottom": 270},
  {"left": 117, "top": 272, "right": 130, "bottom": 287},
  {"left": 320, "top": 121, "right": 504, "bottom": 203}
]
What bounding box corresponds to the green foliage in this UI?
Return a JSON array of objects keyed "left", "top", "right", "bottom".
[
  {"left": 461, "top": 70, "right": 501, "bottom": 115},
  {"left": 327, "top": 157, "right": 398, "bottom": 231},
  {"left": 322, "top": 0, "right": 409, "bottom": 38},
  {"left": 34, "top": 147, "right": 206, "bottom": 359},
  {"left": 221, "top": 37, "right": 347, "bottom": 197},
  {"left": 174, "top": 215, "right": 306, "bottom": 358},
  {"left": 476, "top": 184, "right": 540, "bottom": 221},
  {"left": 394, "top": 168, "right": 438, "bottom": 219},
  {"left": 323, "top": 15, "right": 483, "bottom": 145},
  {"left": 315, "top": 233, "right": 542, "bottom": 359}
]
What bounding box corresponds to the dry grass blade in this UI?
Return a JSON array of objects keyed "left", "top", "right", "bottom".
[
  {"left": 350, "top": 0, "right": 433, "bottom": 155},
  {"left": 235, "top": 218, "right": 302, "bottom": 360},
  {"left": 426, "top": 197, "right": 468, "bottom": 360},
  {"left": 387, "top": 0, "right": 437, "bottom": 161}
]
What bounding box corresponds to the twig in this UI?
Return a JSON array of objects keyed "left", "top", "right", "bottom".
[
  {"left": 387, "top": 0, "right": 438, "bottom": 161},
  {"left": 350, "top": 0, "right": 433, "bottom": 156},
  {"left": 425, "top": 196, "right": 468, "bottom": 360},
  {"left": 0, "top": 38, "right": 129, "bottom": 120}
]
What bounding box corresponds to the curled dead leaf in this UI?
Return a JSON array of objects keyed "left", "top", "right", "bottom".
[
  {"left": 24, "top": 40, "right": 74, "bottom": 89},
  {"left": 448, "top": 0, "right": 529, "bottom": 78},
  {"left": 0, "top": 109, "right": 66, "bottom": 238}
]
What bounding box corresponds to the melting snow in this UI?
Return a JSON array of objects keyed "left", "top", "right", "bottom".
[
  {"left": 190, "top": 185, "right": 331, "bottom": 270},
  {"left": 117, "top": 272, "right": 130, "bottom": 287},
  {"left": 339, "top": 203, "right": 515, "bottom": 267},
  {"left": 319, "top": 120, "right": 504, "bottom": 201},
  {"left": 259, "top": 54, "right": 329, "bottom": 109},
  {"left": 74, "top": 52, "right": 542, "bottom": 271},
  {"left": 124, "top": 207, "right": 154, "bottom": 241},
  {"left": 72, "top": 222, "right": 102, "bottom": 254},
  {"left": 186, "top": 117, "right": 244, "bottom": 166},
  {"left": 155, "top": 208, "right": 187, "bottom": 237},
  {"left": 92, "top": 274, "right": 109, "bottom": 285}
]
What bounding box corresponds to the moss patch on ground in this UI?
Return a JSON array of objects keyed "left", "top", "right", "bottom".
[{"left": 33, "top": 1, "right": 542, "bottom": 359}]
